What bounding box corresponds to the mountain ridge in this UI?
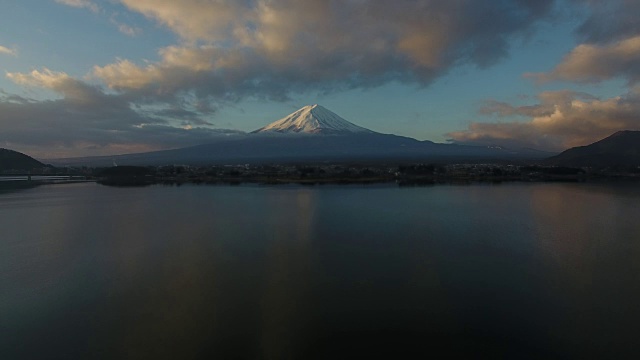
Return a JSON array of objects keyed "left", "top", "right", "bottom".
[{"left": 546, "top": 130, "right": 640, "bottom": 167}]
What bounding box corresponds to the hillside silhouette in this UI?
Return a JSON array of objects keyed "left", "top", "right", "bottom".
[
  {"left": 547, "top": 131, "right": 640, "bottom": 168},
  {"left": 0, "top": 148, "right": 45, "bottom": 172}
]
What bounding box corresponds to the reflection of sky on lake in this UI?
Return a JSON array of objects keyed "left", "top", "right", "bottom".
[
  {"left": 529, "top": 183, "right": 640, "bottom": 355},
  {"left": 2, "top": 182, "right": 640, "bottom": 358},
  {"left": 259, "top": 189, "right": 315, "bottom": 358}
]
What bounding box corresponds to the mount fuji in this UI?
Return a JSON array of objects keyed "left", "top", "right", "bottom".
[
  {"left": 49, "top": 105, "right": 554, "bottom": 166},
  {"left": 253, "top": 104, "right": 373, "bottom": 134}
]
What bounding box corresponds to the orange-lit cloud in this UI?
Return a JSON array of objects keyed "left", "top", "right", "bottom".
[
  {"left": 530, "top": 35, "right": 640, "bottom": 85},
  {"left": 92, "top": 0, "right": 554, "bottom": 102},
  {"left": 8, "top": 68, "right": 71, "bottom": 92},
  {"left": 448, "top": 91, "right": 640, "bottom": 151},
  {"left": 0, "top": 45, "right": 17, "bottom": 56}
]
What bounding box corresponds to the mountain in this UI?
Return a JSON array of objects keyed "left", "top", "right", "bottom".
[
  {"left": 546, "top": 130, "right": 640, "bottom": 167},
  {"left": 0, "top": 148, "right": 45, "bottom": 172},
  {"left": 50, "top": 105, "right": 554, "bottom": 167},
  {"left": 252, "top": 104, "right": 373, "bottom": 134}
]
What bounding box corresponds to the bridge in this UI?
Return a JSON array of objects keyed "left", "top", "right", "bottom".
[{"left": 0, "top": 175, "right": 91, "bottom": 183}]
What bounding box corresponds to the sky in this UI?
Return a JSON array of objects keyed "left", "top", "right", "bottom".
[{"left": 0, "top": 0, "right": 639, "bottom": 159}]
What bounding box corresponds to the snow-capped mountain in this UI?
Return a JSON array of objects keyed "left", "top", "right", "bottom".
[
  {"left": 252, "top": 104, "right": 374, "bottom": 134},
  {"left": 50, "top": 104, "right": 554, "bottom": 166}
]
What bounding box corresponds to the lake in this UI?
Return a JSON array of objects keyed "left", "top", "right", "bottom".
[{"left": 1, "top": 182, "right": 640, "bottom": 359}]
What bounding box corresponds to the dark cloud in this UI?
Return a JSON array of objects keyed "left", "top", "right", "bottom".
[
  {"left": 1, "top": 71, "right": 244, "bottom": 158},
  {"left": 574, "top": 0, "right": 640, "bottom": 44},
  {"left": 94, "top": 0, "right": 556, "bottom": 107}
]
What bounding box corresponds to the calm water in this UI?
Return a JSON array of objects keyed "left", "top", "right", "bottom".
[{"left": 1, "top": 182, "right": 640, "bottom": 359}]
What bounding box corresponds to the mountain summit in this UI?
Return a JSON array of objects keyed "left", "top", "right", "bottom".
[{"left": 252, "top": 104, "right": 374, "bottom": 134}]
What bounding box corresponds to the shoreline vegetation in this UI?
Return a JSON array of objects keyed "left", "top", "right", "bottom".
[
  {"left": 77, "top": 163, "right": 640, "bottom": 187},
  {"left": 3, "top": 163, "right": 640, "bottom": 188}
]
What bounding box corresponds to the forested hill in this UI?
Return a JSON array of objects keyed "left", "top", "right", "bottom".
[{"left": 0, "top": 148, "right": 45, "bottom": 172}]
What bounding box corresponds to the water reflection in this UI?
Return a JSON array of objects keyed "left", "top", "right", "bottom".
[
  {"left": 258, "top": 189, "right": 315, "bottom": 359},
  {"left": 2, "top": 182, "right": 640, "bottom": 358},
  {"left": 0, "top": 181, "right": 41, "bottom": 194},
  {"left": 529, "top": 183, "right": 640, "bottom": 357}
]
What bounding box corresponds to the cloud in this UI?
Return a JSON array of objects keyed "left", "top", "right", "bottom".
[
  {"left": 92, "top": 0, "right": 554, "bottom": 105},
  {"left": 118, "top": 0, "right": 246, "bottom": 43},
  {"left": 465, "top": 0, "right": 640, "bottom": 151},
  {"left": 529, "top": 35, "right": 640, "bottom": 84},
  {"left": 55, "top": 0, "right": 99, "bottom": 13},
  {"left": 448, "top": 90, "right": 640, "bottom": 151},
  {"left": 0, "top": 45, "right": 17, "bottom": 56},
  {"left": 573, "top": 0, "right": 640, "bottom": 45},
  {"left": 526, "top": 1, "right": 640, "bottom": 86},
  {"left": 114, "top": 22, "right": 141, "bottom": 37},
  {"left": 8, "top": 68, "right": 72, "bottom": 92},
  {"left": 479, "top": 91, "right": 598, "bottom": 117},
  {"left": 2, "top": 70, "right": 243, "bottom": 158}
]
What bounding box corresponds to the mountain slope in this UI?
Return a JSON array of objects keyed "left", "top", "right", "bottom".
[
  {"left": 546, "top": 130, "right": 640, "bottom": 167},
  {"left": 252, "top": 104, "right": 373, "bottom": 134},
  {"left": 0, "top": 148, "right": 45, "bottom": 171},
  {"left": 50, "top": 105, "right": 555, "bottom": 167},
  {"left": 51, "top": 133, "right": 551, "bottom": 167}
]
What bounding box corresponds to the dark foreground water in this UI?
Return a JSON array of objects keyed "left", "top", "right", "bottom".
[{"left": 1, "top": 182, "right": 640, "bottom": 359}]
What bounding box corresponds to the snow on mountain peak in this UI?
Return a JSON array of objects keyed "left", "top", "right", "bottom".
[{"left": 253, "top": 104, "right": 374, "bottom": 134}]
